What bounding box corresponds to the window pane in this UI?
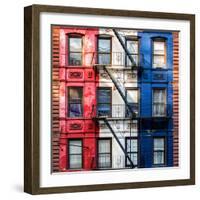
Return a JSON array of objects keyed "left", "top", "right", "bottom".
[
  {"left": 126, "top": 139, "right": 137, "bottom": 152},
  {"left": 98, "top": 39, "right": 111, "bottom": 53},
  {"left": 68, "top": 87, "right": 83, "bottom": 117},
  {"left": 127, "top": 90, "right": 138, "bottom": 103},
  {"left": 153, "top": 104, "right": 166, "bottom": 116},
  {"left": 98, "top": 154, "right": 111, "bottom": 168},
  {"left": 154, "top": 41, "right": 165, "bottom": 55},
  {"left": 98, "top": 104, "right": 111, "bottom": 116},
  {"left": 154, "top": 138, "right": 164, "bottom": 150},
  {"left": 98, "top": 54, "right": 111, "bottom": 65},
  {"left": 126, "top": 103, "right": 139, "bottom": 117},
  {"left": 69, "top": 104, "right": 82, "bottom": 117},
  {"left": 98, "top": 89, "right": 111, "bottom": 103},
  {"left": 69, "top": 155, "right": 82, "bottom": 169},
  {"left": 69, "top": 53, "right": 82, "bottom": 65},
  {"left": 127, "top": 153, "right": 138, "bottom": 165},
  {"left": 69, "top": 140, "right": 82, "bottom": 154},
  {"left": 69, "top": 88, "right": 83, "bottom": 102},
  {"left": 127, "top": 40, "right": 138, "bottom": 54},
  {"left": 69, "top": 37, "right": 82, "bottom": 52},
  {"left": 153, "top": 89, "right": 166, "bottom": 103},
  {"left": 126, "top": 138, "right": 138, "bottom": 166},
  {"left": 153, "top": 89, "right": 166, "bottom": 116},
  {"left": 153, "top": 152, "right": 164, "bottom": 164},
  {"left": 153, "top": 55, "right": 165, "bottom": 67},
  {"left": 126, "top": 90, "right": 138, "bottom": 117},
  {"left": 127, "top": 55, "right": 138, "bottom": 66},
  {"left": 98, "top": 140, "right": 110, "bottom": 153}
]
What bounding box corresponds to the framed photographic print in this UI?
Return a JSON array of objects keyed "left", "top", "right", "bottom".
[{"left": 24, "top": 4, "right": 195, "bottom": 194}]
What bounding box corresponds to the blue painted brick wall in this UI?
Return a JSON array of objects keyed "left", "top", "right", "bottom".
[{"left": 138, "top": 31, "right": 173, "bottom": 168}]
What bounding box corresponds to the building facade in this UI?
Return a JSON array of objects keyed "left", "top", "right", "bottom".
[{"left": 51, "top": 26, "right": 179, "bottom": 172}]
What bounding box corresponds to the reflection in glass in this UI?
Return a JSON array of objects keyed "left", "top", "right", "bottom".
[
  {"left": 98, "top": 38, "right": 111, "bottom": 65},
  {"left": 69, "top": 140, "right": 82, "bottom": 169},
  {"left": 68, "top": 87, "right": 83, "bottom": 117},
  {"left": 97, "top": 88, "right": 111, "bottom": 117},
  {"left": 98, "top": 139, "right": 111, "bottom": 168},
  {"left": 153, "top": 138, "right": 165, "bottom": 165},
  {"left": 69, "top": 37, "right": 82, "bottom": 66}
]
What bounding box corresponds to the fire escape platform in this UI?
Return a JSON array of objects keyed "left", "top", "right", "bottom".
[
  {"left": 93, "top": 116, "right": 137, "bottom": 121},
  {"left": 93, "top": 64, "right": 138, "bottom": 70}
]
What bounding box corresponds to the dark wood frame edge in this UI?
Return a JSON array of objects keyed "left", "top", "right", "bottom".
[{"left": 24, "top": 4, "right": 195, "bottom": 195}]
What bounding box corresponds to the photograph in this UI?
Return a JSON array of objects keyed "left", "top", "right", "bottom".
[
  {"left": 24, "top": 5, "right": 195, "bottom": 194},
  {"left": 51, "top": 26, "right": 179, "bottom": 172}
]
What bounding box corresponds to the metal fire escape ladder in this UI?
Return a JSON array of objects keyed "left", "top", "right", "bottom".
[
  {"left": 102, "top": 118, "right": 135, "bottom": 168},
  {"left": 113, "top": 29, "right": 137, "bottom": 68},
  {"left": 103, "top": 66, "right": 136, "bottom": 118},
  {"left": 94, "top": 29, "right": 138, "bottom": 169}
]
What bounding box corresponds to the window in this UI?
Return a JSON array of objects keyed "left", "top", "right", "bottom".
[
  {"left": 152, "top": 39, "right": 166, "bottom": 68},
  {"left": 126, "top": 89, "right": 139, "bottom": 117},
  {"left": 97, "top": 88, "right": 111, "bottom": 117},
  {"left": 69, "top": 36, "right": 82, "bottom": 65},
  {"left": 68, "top": 87, "right": 83, "bottom": 117},
  {"left": 68, "top": 140, "right": 83, "bottom": 169},
  {"left": 98, "top": 37, "right": 111, "bottom": 65},
  {"left": 125, "top": 38, "right": 139, "bottom": 66},
  {"left": 97, "top": 139, "right": 112, "bottom": 168},
  {"left": 125, "top": 138, "right": 138, "bottom": 167},
  {"left": 153, "top": 89, "right": 166, "bottom": 117},
  {"left": 153, "top": 138, "right": 165, "bottom": 165}
]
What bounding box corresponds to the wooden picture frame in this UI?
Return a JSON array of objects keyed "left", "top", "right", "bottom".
[{"left": 24, "top": 4, "right": 195, "bottom": 194}]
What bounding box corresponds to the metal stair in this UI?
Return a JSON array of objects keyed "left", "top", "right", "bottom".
[
  {"left": 113, "top": 29, "right": 137, "bottom": 68},
  {"left": 94, "top": 29, "right": 140, "bottom": 169},
  {"left": 103, "top": 66, "right": 136, "bottom": 118},
  {"left": 101, "top": 117, "right": 135, "bottom": 168}
]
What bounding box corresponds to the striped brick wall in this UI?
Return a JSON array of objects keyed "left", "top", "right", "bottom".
[
  {"left": 173, "top": 32, "right": 179, "bottom": 166},
  {"left": 51, "top": 26, "right": 60, "bottom": 172}
]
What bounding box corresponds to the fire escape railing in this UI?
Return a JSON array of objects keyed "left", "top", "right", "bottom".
[
  {"left": 84, "top": 51, "right": 143, "bottom": 67},
  {"left": 91, "top": 29, "right": 142, "bottom": 168},
  {"left": 103, "top": 66, "right": 137, "bottom": 118},
  {"left": 91, "top": 104, "right": 139, "bottom": 119},
  {"left": 90, "top": 104, "right": 137, "bottom": 168},
  {"left": 113, "top": 29, "right": 138, "bottom": 69},
  {"left": 92, "top": 29, "right": 141, "bottom": 118},
  {"left": 102, "top": 118, "right": 135, "bottom": 168},
  {"left": 90, "top": 103, "right": 171, "bottom": 119}
]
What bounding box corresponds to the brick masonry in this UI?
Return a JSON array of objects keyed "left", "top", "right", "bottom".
[
  {"left": 173, "top": 32, "right": 179, "bottom": 166},
  {"left": 52, "top": 26, "right": 60, "bottom": 172},
  {"left": 51, "top": 27, "right": 179, "bottom": 171}
]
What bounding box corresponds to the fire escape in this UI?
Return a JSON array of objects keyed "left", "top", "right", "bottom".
[{"left": 92, "top": 29, "right": 141, "bottom": 169}]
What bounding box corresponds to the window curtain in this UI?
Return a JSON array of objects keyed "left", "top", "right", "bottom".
[
  {"left": 153, "top": 138, "right": 165, "bottom": 164},
  {"left": 153, "top": 89, "right": 166, "bottom": 116}
]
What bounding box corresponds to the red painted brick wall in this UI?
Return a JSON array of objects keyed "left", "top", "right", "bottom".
[{"left": 52, "top": 26, "right": 99, "bottom": 172}]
